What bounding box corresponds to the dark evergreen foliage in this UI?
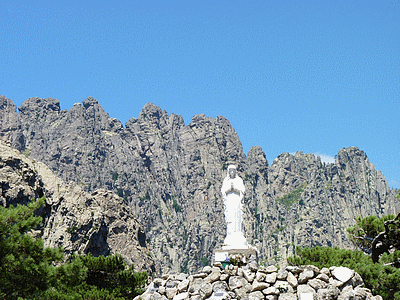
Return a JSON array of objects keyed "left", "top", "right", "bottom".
[
  {"left": 276, "top": 183, "right": 306, "bottom": 208},
  {"left": 0, "top": 197, "right": 64, "bottom": 299},
  {"left": 288, "top": 211, "right": 400, "bottom": 300},
  {"left": 288, "top": 246, "right": 400, "bottom": 299},
  {"left": 0, "top": 198, "right": 147, "bottom": 299},
  {"left": 347, "top": 213, "right": 400, "bottom": 264}
]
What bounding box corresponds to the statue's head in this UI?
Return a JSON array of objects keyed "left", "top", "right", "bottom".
[{"left": 227, "top": 165, "right": 237, "bottom": 179}]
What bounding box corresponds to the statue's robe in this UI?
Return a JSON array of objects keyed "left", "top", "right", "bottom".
[{"left": 221, "top": 169, "right": 247, "bottom": 249}]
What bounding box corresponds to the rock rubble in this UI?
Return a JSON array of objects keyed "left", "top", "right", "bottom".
[{"left": 137, "top": 264, "right": 381, "bottom": 300}]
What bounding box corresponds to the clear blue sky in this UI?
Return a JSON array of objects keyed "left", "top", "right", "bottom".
[{"left": 1, "top": 0, "right": 399, "bottom": 188}]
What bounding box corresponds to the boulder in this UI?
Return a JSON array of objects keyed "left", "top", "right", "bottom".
[
  {"left": 260, "top": 265, "right": 278, "bottom": 274},
  {"left": 263, "top": 287, "right": 280, "bottom": 296},
  {"left": 173, "top": 292, "right": 189, "bottom": 300},
  {"left": 285, "top": 266, "right": 302, "bottom": 274},
  {"left": 212, "top": 280, "right": 229, "bottom": 292},
  {"left": 248, "top": 291, "right": 264, "bottom": 300},
  {"left": 220, "top": 274, "right": 229, "bottom": 281},
  {"left": 298, "top": 269, "right": 314, "bottom": 284},
  {"left": 243, "top": 269, "right": 256, "bottom": 283},
  {"left": 229, "top": 276, "right": 248, "bottom": 290},
  {"left": 198, "top": 282, "right": 213, "bottom": 299},
  {"left": 286, "top": 272, "right": 298, "bottom": 288},
  {"left": 189, "top": 278, "right": 204, "bottom": 293},
  {"left": 235, "top": 286, "right": 250, "bottom": 300},
  {"left": 205, "top": 269, "right": 221, "bottom": 283},
  {"left": 255, "top": 271, "right": 267, "bottom": 282},
  {"left": 297, "top": 284, "right": 316, "bottom": 298},
  {"left": 274, "top": 281, "right": 294, "bottom": 294},
  {"left": 279, "top": 293, "right": 297, "bottom": 300},
  {"left": 308, "top": 278, "right": 328, "bottom": 290},
  {"left": 251, "top": 280, "right": 270, "bottom": 292},
  {"left": 265, "top": 273, "right": 278, "bottom": 284},
  {"left": 332, "top": 267, "right": 354, "bottom": 283},
  {"left": 316, "top": 286, "right": 340, "bottom": 300},
  {"left": 177, "top": 279, "right": 190, "bottom": 292},
  {"left": 316, "top": 273, "right": 330, "bottom": 283},
  {"left": 166, "top": 287, "right": 178, "bottom": 299},
  {"left": 277, "top": 270, "right": 288, "bottom": 281}
]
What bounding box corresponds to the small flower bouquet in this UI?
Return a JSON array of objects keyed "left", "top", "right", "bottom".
[
  {"left": 229, "top": 254, "right": 245, "bottom": 267},
  {"left": 221, "top": 256, "right": 231, "bottom": 268}
]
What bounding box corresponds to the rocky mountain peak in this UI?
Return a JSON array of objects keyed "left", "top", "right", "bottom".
[
  {"left": 0, "top": 96, "right": 398, "bottom": 274},
  {"left": 0, "top": 96, "right": 18, "bottom": 143},
  {"left": 247, "top": 146, "right": 269, "bottom": 175},
  {"left": 138, "top": 102, "right": 168, "bottom": 129},
  {"left": 216, "top": 115, "right": 233, "bottom": 129},
  {"left": 0, "top": 95, "right": 17, "bottom": 111},
  {"left": 82, "top": 96, "right": 99, "bottom": 108},
  {"left": 18, "top": 97, "right": 61, "bottom": 115},
  {"left": 337, "top": 146, "right": 367, "bottom": 168}
]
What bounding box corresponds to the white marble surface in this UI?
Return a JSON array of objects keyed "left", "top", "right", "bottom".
[{"left": 221, "top": 165, "right": 247, "bottom": 249}]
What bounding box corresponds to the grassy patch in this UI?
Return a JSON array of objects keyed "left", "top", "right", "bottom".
[{"left": 277, "top": 183, "right": 306, "bottom": 208}]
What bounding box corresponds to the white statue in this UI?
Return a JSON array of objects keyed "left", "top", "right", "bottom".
[{"left": 221, "top": 165, "right": 248, "bottom": 249}]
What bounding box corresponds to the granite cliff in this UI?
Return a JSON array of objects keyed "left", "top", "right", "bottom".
[
  {"left": 0, "top": 95, "right": 399, "bottom": 274},
  {"left": 0, "top": 140, "right": 156, "bottom": 273}
]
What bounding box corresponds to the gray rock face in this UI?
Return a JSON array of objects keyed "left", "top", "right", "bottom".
[
  {"left": 0, "top": 140, "right": 155, "bottom": 273},
  {"left": 1, "top": 96, "right": 399, "bottom": 273}
]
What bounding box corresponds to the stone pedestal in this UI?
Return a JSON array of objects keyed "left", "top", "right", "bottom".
[{"left": 213, "top": 247, "right": 258, "bottom": 267}]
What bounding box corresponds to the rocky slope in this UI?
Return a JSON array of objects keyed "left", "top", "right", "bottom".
[
  {"left": 0, "top": 95, "right": 399, "bottom": 273},
  {"left": 0, "top": 140, "right": 156, "bottom": 273}
]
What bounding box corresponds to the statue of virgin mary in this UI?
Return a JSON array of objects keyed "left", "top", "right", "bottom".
[{"left": 221, "top": 165, "right": 248, "bottom": 249}]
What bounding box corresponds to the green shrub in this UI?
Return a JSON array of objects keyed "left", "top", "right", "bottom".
[
  {"left": 276, "top": 183, "right": 306, "bottom": 208},
  {"left": 288, "top": 246, "right": 400, "bottom": 300},
  {"left": 0, "top": 198, "right": 147, "bottom": 299}
]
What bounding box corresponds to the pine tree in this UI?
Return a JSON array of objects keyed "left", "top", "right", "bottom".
[
  {"left": 347, "top": 212, "right": 400, "bottom": 264},
  {"left": 288, "top": 209, "right": 400, "bottom": 300},
  {"left": 289, "top": 189, "right": 400, "bottom": 299},
  {"left": 47, "top": 254, "right": 147, "bottom": 299},
  {"left": 288, "top": 246, "right": 400, "bottom": 299},
  {"left": 0, "top": 198, "right": 148, "bottom": 299},
  {"left": 0, "top": 197, "right": 63, "bottom": 299}
]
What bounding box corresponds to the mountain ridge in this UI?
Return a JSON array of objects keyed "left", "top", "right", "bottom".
[{"left": 0, "top": 95, "right": 398, "bottom": 274}]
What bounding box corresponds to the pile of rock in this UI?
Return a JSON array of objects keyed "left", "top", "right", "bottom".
[{"left": 136, "top": 263, "right": 382, "bottom": 300}]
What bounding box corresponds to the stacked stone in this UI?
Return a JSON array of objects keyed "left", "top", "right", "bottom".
[{"left": 137, "top": 264, "right": 382, "bottom": 300}]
